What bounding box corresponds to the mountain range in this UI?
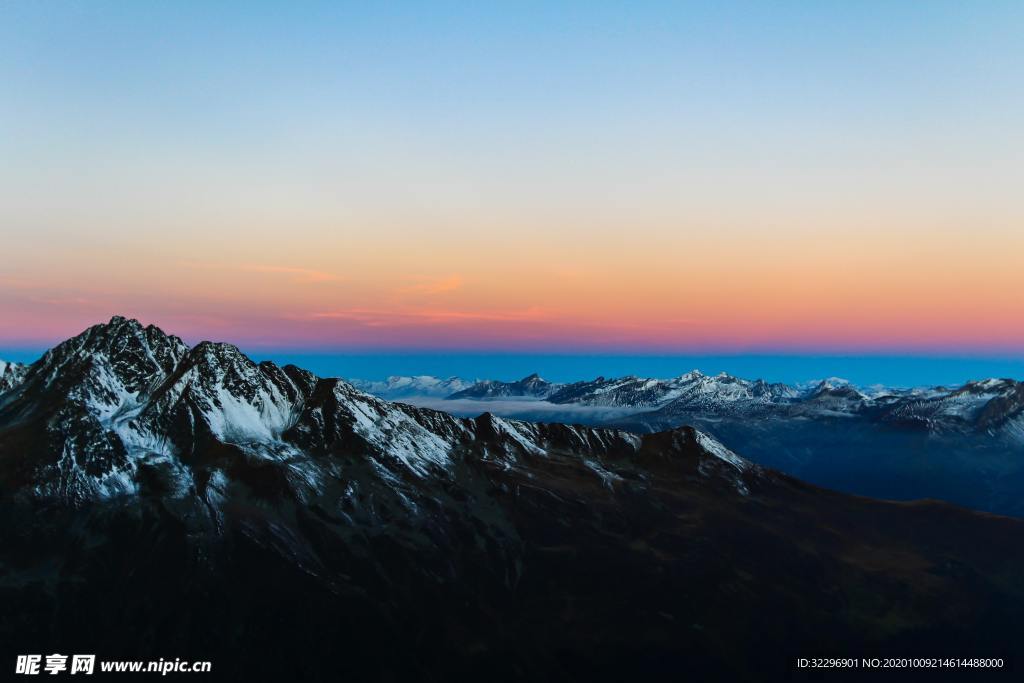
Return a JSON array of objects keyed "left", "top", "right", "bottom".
[
  {"left": 448, "top": 372, "right": 560, "bottom": 399},
  {"left": 348, "top": 374, "right": 475, "bottom": 398},
  {"left": 347, "top": 371, "right": 1024, "bottom": 519},
  {"left": 354, "top": 370, "right": 1024, "bottom": 439},
  {"left": 2, "top": 317, "right": 1023, "bottom": 680}
]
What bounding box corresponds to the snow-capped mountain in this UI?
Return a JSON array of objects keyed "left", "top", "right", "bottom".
[
  {"left": 447, "top": 373, "right": 561, "bottom": 399},
  {"left": 444, "top": 370, "right": 817, "bottom": 414},
  {"left": 0, "top": 359, "right": 28, "bottom": 393},
  {"left": 3, "top": 316, "right": 1024, "bottom": 680},
  {"left": 779, "top": 378, "right": 871, "bottom": 416},
  {"left": 876, "top": 377, "right": 1024, "bottom": 437},
  {"left": 442, "top": 369, "right": 860, "bottom": 417},
  {"left": 636, "top": 372, "right": 799, "bottom": 415},
  {"left": 547, "top": 373, "right": 692, "bottom": 407},
  {"left": 0, "top": 318, "right": 331, "bottom": 500},
  {"left": 417, "top": 367, "right": 1024, "bottom": 441},
  {"left": 548, "top": 370, "right": 798, "bottom": 411},
  {"left": 0, "top": 317, "right": 749, "bottom": 504},
  {"left": 348, "top": 374, "right": 474, "bottom": 399}
]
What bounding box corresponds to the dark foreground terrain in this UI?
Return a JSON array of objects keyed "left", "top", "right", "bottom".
[{"left": 1, "top": 318, "right": 1022, "bottom": 681}]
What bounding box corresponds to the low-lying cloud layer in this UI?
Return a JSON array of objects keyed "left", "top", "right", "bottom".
[{"left": 392, "top": 396, "right": 650, "bottom": 426}]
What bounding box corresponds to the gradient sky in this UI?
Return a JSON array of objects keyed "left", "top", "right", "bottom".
[{"left": 2, "top": 2, "right": 1023, "bottom": 355}]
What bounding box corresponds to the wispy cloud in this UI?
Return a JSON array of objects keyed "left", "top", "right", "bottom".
[
  {"left": 179, "top": 261, "right": 341, "bottom": 283},
  {"left": 395, "top": 396, "right": 647, "bottom": 423},
  {"left": 0, "top": 277, "right": 112, "bottom": 309},
  {"left": 29, "top": 296, "right": 98, "bottom": 307},
  {"left": 308, "top": 306, "right": 550, "bottom": 326},
  {"left": 397, "top": 274, "right": 464, "bottom": 295}
]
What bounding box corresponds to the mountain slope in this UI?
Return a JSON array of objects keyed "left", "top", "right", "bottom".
[{"left": 2, "top": 317, "right": 1023, "bottom": 681}]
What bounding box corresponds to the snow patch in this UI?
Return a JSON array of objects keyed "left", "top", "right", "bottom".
[{"left": 694, "top": 430, "right": 749, "bottom": 472}]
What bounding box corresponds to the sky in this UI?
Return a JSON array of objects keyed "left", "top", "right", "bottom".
[{"left": 2, "top": 2, "right": 1023, "bottom": 364}]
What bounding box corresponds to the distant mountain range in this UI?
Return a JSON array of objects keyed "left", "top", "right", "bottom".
[
  {"left": 348, "top": 371, "right": 1024, "bottom": 518},
  {"left": 348, "top": 374, "right": 475, "bottom": 398},
  {"left": 3, "top": 317, "right": 1023, "bottom": 679},
  {"left": 448, "top": 372, "right": 559, "bottom": 399},
  {"left": 349, "top": 370, "right": 1024, "bottom": 441},
  {"left": 14, "top": 359, "right": 1024, "bottom": 440}
]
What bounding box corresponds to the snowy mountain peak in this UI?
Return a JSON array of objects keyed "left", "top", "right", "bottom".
[
  {"left": 447, "top": 374, "right": 561, "bottom": 399},
  {"left": 542, "top": 371, "right": 799, "bottom": 411},
  {"left": 805, "top": 378, "right": 867, "bottom": 402},
  {"left": 958, "top": 378, "right": 1017, "bottom": 395},
  {"left": 348, "top": 375, "right": 475, "bottom": 399},
  {"left": 0, "top": 359, "right": 29, "bottom": 394},
  {"left": 33, "top": 316, "right": 188, "bottom": 396},
  {"left": 805, "top": 376, "right": 853, "bottom": 390},
  {"left": 128, "top": 341, "right": 318, "bottom": 448},
  {"left": 0, "top": 318, "right": 187, "bottom": 432}
]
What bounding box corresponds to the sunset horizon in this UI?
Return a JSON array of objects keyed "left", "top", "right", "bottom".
[{"left": 3, "top": 2, "right": 1023, "bottom": 359}]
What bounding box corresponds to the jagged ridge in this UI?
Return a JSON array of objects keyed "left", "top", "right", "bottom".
[{"left": 0, "top": 317, "right": 755, "bottom": 504}]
